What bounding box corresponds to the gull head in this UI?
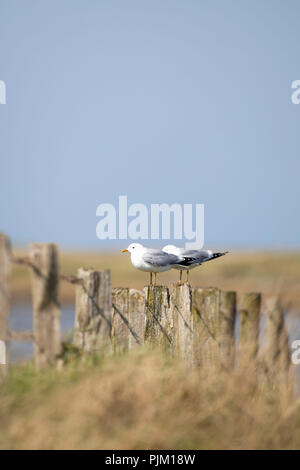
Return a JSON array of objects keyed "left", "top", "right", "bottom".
[
  {"left": 162, "top": 244, "right": 179, "bottom": 255},
  {"left": 121, "top": 243, "right": 144, "bottom": 254}
]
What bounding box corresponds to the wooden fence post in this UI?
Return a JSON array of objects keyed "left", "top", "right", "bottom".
[
  {"left": 112, "top": 288, "right": 145, "bottom": 353},
  {"left": 128, "top": 289, "right": 145, "bottom": 350},
  {"left": 29, "top": 243, "right": 61, "bottom": 369},
  {"left": 171, "top": 284, "right": 193, "bottom": 363},
  {"left": 192, "top": 287, "right": 220, "bottom": 367},
  {"left": 265, "top": 297, "right": 290, "bottom": 383},
  {"left": 112, "top": 288, "right": 129, "bottom": 353},
  {"left": 0, "top": 234, "right": 11, "bottom": 375},
  {"left": 74, "top": 268, "right": 112, "bottom": 354},
  {"left": 219, "top": 291, "right": 236, "bottom": 368},
  {"left": 239, "top": 293, "right": 261, "bottom": 360},
  {"left": 144, "top": 286, "right": 172, "bottom": 351}
]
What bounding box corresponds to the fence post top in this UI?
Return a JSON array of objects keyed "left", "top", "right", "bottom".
[
  {"left": 0, "top": 233, "right": 11, "bottom": 248},
  {"left": 242, "top": 292, "right": 262, "bottom": 298},
  {"left": 221, "top": 290, "right": 236, "bottom": 296},
  {"left": 29, "top": 242, "right": 58, "bottom": 249},
  {"left": 78, "top": 267, "right": 110, "bottom": 273},
  {"left": 0, "top": 233, "right": 9, "bottom": 240},
  {"left": 265, "top": 296, "right": 281, "bottom": 311},
  {"left": 192, "top": 286, "right": 219, "bottom": 292}
]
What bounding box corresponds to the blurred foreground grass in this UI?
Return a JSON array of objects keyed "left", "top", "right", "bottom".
[
  {"left": 12, "top": 249, "right": 300, "bottom": 310},
  {"left": 0, "top": 348, "right": 300, "bottom": 450}
]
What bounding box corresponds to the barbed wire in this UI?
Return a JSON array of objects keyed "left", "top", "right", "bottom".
[{"left": 13, "top": 256, "right": 83, "bottom": 286}]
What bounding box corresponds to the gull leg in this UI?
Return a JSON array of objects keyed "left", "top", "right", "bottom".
[
  {"left": 150, "top": 272, "right": 153, "bottom": 286},
  {"left": 177, "top": 270, "right": 183, "bottom": 286},
  {"left": 185, "top": 270, "right": 190, "bottom": 283},
  {"left": 154, "top": 272, "right": 157, "bottom": 286}
]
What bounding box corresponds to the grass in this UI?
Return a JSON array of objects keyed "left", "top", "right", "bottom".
[
  {"left": 11, "top": 249, "right": 300, "bottom": 311},
  {"left": 5, "top": 248, "right": 300, "bottom": 449},
  {"left": 0, "top": 348, "right": 299, "bottom": 450}
]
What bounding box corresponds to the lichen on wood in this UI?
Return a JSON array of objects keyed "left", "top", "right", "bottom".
[
  {"left": 144, "top": 286, "right": 172, "bottom": 352},
  {"left": 75, "top": 268, "right": 112, "bottom": 355}
]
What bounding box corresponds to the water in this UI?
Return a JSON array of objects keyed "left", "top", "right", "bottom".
[{"left": 8, "top": 303, "right": 75, "bottom": 362}]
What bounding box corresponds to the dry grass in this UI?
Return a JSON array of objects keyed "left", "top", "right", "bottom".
[
  {"left": 6, "top": 248, "right": 300, "bottom": 450},
  {"left": 11, "top": 249, "right": 300, "bottom": 311},
  {"left": 0, "top": 348, "right": 299, "bottom": 450}
]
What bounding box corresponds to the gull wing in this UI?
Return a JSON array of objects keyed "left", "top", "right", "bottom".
[
  {"left": 181, "top": 250, "right": 213, "bottom": 263},
  {"left": 142, "top": 250, "right": 183, "bottom": 266}
]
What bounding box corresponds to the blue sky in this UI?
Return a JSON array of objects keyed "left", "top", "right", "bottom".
[{"left": 0, "top": 0, "right": 299, "bottom": 249}]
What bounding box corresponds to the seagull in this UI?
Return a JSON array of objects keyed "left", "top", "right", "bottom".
[
  {"left": 162, "top": 245, "right": 229, "bottom": 283},
  {"left": 121, "top": 243, "right": 189, "bottom": 286}
]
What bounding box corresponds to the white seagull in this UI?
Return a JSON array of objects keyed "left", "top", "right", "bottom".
[
  {"left": 162, "top": 245, "right": 228, "bottom": 283},
  {"left": 121, "top": 243, "right": 189, "bottom": 286}
]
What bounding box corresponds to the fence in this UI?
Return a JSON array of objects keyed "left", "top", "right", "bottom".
[{"left": 0, "top": 234, "right": 292, "bottom": 385}]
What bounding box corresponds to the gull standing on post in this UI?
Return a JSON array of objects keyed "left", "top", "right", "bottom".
[
  {"left": 121, "top": 243, "right": 188, "bottom": 286},
  {"left": 162, "top": 245, "right": 228, "bottom": 283}
]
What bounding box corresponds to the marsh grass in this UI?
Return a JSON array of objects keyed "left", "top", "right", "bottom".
[
  {"left": 0, "top": 347, "right": 299, "bottom": 450},
  {"left": 6, "top": 248, "right": 300, "bottom": 449}
]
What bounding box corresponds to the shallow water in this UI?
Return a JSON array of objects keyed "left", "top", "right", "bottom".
[{"left": 8, "top": 303, "right": 75, "bottom": 362}]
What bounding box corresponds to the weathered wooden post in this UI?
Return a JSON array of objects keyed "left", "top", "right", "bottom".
[
  {"left": 171, "top": 284, "right": 193, "bottom": 363},
  {"left": 265, "top": 297, "right": 290, "bottom": 383},
  {"left": 111, "top": 288, "right": 145, "bottom": 353},
  {"left": 192, "top": 287, "right": 220, "bottom": 367},
  {"left": 29, "top": 243, "right": 61, "bottom": 369},
  {"left": 75, "top": 268, "right": 112, "bottom": 354},
  {"left": 239, "top": 293, "right": 261, "bottom": 360},
  {"left": 144, "top": 286, "right": 172, "bottom": 351},
  {"left": 112, "top": 288, "right": 129, "bottom": 353},
  {"left": 0, "top": 234, "right": 11, "bottom": 375},
  {"left": 128, "top": 289, "right": 145, "bottom": 350},
  {"left": 219, "top": 291, "right": 236, "bottom": 368}
]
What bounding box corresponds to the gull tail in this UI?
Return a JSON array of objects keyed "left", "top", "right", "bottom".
[
  {"left": 177, "top": 257, "right": 197, "bottom": 267},
  {"left": 206, "top": 251, "right": 229, "bottom": 262}
]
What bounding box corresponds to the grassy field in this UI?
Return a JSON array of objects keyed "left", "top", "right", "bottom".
[
  {"left": 0, "top": 348, "right": 299, "bottom": 450},
  {"left": 12, "top": 249, "right": 300, "bottom": 311},
  {"left": 4, "top": 249, "right": 300, "bottom": 450}
]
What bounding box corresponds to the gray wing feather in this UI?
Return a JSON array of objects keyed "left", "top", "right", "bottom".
[
  {"left": 143, "top": 251, "right": 182, "bottom": 266},
  {"left": 180, "top": 250, "right": 212, "bottom": 264}
]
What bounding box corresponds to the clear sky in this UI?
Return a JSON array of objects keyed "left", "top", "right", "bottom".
[{"left": 0, "top": 0, "right": 299, "bottom": 250}]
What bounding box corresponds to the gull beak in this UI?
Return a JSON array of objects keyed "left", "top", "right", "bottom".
[{"left": 121, "top": 249, "right": 128, "bottom": 253}]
